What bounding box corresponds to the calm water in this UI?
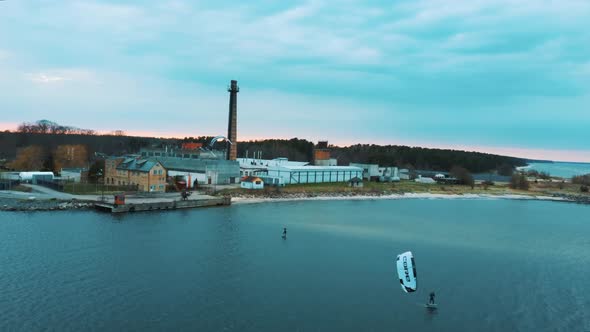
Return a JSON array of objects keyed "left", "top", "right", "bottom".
[
  {"left": 1, "top": 199, "right": 589, "bottom": 332},
  {"left": 525, "top": 162, "right": 590, "bottom": 178}
]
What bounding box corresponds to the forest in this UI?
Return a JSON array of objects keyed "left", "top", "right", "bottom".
[{"left": 1, "top": 121, "right": 527, "bottom": 174}]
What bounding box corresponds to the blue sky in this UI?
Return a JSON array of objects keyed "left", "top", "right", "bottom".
[{"left": 1, "top": 0, "right": 589, "bottom": 161}]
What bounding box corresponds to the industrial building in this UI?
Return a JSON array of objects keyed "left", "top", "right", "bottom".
[
  {"left": 350, "top": 163, "right": 400, "bottom": 182},
  {"left": 138, "top": 79, "right": 241, "bottom": 189},
  {"left": 350, "top": 163, "right": 381, "bottom": 181},
  {"left": 256, "top": 165, "right": 363, "bottom": 186},
  {"left": 237, "top": 157, "right": 308, "bottom": 177},
  {"left": 156, "top": 157, "right": 240, "bottom": 187},
  {"left": 313, "top": 141, "right": 337, "bottom": 166}
]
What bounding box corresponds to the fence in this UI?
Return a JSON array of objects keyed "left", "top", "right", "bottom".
[
  {"left": 0, "top": 179, "right": 21, "bottom": 190},
  {"left": 36, "top": 179, "right": 138, "bottom": 195},
  {"left": 36, "top": 179, "right": 64, "bottom": 191}
]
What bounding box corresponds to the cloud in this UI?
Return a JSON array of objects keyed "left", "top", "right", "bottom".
[
  {"left": 0, "top": 0, "right": 589, "bottom": 159},
  {"left": 24, "top": 69, "right": 98, "bottom": 84},
  {"left": 0, "top": 49, "right": 9, "bottom": 61},
  {"left": 26, "top": 73, "right": 68, "bottom": 83}
]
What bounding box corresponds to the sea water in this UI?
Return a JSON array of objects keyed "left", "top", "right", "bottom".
[
  {"left": 523, "top": 162, "right": 590, "bottom": 178},
  {"left": 1, "top": 199, "right": 589, "bottom": 331}
]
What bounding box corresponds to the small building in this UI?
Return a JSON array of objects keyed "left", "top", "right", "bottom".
[
  {"left": 349, "top": 177, "right": 364, "bottom": 188},
  {"left": 379, "top": 167, "right": 400, "bottom": 182},
  {"left": 399, "top": 169, "right": 411, "bottom": 180},
  {"left": 415, "top": 175, "right": 436, "bottom": 184},
  {"left": 350, "top": 163, "right": 380, "bottom": 181},
  {"left": 18, "top": 171, "right": 54, "bottom": 183},
  {"left": 60, "top": 168, "right": 88, "bottom": 183},
  {"left": 314, "top": 141, "right": 337, "bottom": 166},
  {"left": 240, "top": 176, "right": 264, "bottom": 190}
]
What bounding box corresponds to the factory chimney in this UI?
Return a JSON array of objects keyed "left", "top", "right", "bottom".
[{"left": 227, "top": 80, "right": 239, "bottom": 160}]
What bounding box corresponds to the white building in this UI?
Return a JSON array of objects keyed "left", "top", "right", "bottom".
[
  {"left": 259, "top": 165, "right": 363, "bottom": 185},
  {"left": 237, "top": 157, "right": 309, "bottom": 177},
  {"left": 415, "top": 175, "right": 436, "bottom": 184},
  {"left": 350, "top": 163, "right": 400, "bottom": 182},
  {"left": 18, "top": 171, "right": 54, "bottom": 183},
  {"left": 240, "top": 176, "right": 264, "bottom": 190},
  {"left": 350, "top": 163, "right": 380, "bottom": 180},
  {"left": 378, "top": 167, "right": 400, "bottom": 182},
  {"left": 60, "top": 168, "right": 87, "bottom": 183}
]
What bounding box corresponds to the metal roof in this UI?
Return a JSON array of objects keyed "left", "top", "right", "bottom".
[
  {"left": 116, "top": 159, "right": 159, "bottom": 172},
  {"left": 269, "top": 165, "right": 363, "bottom": 171},
  {"left": 153, "top": 157, "right": 239, "bottom": 173}
]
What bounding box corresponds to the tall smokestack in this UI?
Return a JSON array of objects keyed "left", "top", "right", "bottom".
[{"left": 227, "top": 80, "right": 239, "bottom": 160}]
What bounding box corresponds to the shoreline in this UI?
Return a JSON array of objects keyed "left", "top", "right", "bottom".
[
  {"left": 1, "top": 190, "right": 588, "bottom": 212},
  {"left": 230, "top": 192, "right": 575, "bottom": 205}
]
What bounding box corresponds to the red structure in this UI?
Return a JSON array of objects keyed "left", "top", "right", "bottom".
[
  {"left": 114, "top": 194, "right": 125, "bottom": 206},
  {"left": 181, "top": 142, "right": 203, "bottom": 150}
]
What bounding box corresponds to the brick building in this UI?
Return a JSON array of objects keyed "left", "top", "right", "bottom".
[{"left": 105, "top": 156, "right": 167, "bottom": 192}]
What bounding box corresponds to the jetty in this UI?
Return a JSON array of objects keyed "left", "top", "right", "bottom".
[{"left": 94, "top": 194, "right": 231, "bottom": 213}]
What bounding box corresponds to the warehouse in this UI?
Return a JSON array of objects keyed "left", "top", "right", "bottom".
[
  {"left": 154, "top": 157, "right": 240, "bottom": 186},
  {"left": 237, "top": 157, "right": 308, "bottom": 177},
  {"left": 257, "top": 165, "right": 363, "bottom": 185}
]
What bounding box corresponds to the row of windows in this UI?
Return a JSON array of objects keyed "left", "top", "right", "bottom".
[
  {"left": 105, "top": 178, "right": 166, "bottom": 189},
  {"left": 141, "top": 152, "right": 200, "bottom": 159},
  {"left": 152, "top": 169, "right": 164, "bottom": 175}
]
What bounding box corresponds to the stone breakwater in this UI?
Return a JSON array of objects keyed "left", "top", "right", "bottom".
[
  {"left": 228, "top": 191, "right": 590, "bottom": 205},
  {"left": 0, "top": 199, "right": 93, "bottom": 212},
  {"left": 229, "top": 191, "right": 386, "bottom": 200},
  {"left": 551, "top": 193, "right": 590, "bottom": 204}
]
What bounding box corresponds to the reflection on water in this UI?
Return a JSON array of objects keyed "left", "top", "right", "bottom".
[{"left": 1, "top": 199, "right": 589, "bottom": 331}]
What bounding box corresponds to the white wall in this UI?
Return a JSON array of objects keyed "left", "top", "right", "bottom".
[
  {"left": 266, "top": 167, "right": 363, "bottom": 185},
  {"left": 241, "top": 180, "right": 264, "bottom": 189}
]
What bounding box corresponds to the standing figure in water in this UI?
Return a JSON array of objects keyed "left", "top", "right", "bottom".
[
  {"left": 282, "top": 227, "right": 287, "bottom": 239},
  {"left": 428, "top": 291, "right": 436, "bottom": 305}
]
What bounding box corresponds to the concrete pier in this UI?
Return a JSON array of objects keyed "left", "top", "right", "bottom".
[{"left": 94, "top": 196, "right": 231, "bottom": 213}]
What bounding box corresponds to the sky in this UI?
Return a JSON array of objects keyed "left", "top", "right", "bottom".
[{"left": 1, "top": 0, "right": 589, "bottom": 161}]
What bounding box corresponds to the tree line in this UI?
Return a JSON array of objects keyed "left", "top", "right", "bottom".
[
  {"left": 3, "top": 120, "right": 527, "bottom": 174},
  {"left": 238, "top": 140, "right": 526, "bottom": 173}
]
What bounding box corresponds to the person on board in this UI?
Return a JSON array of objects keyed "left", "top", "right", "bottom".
[
  {"left": 428, "top": 291, "right": 436, "bottom": 305},
  {"left": 282, "top": 227, "right": 287, "bottom": 238}
]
